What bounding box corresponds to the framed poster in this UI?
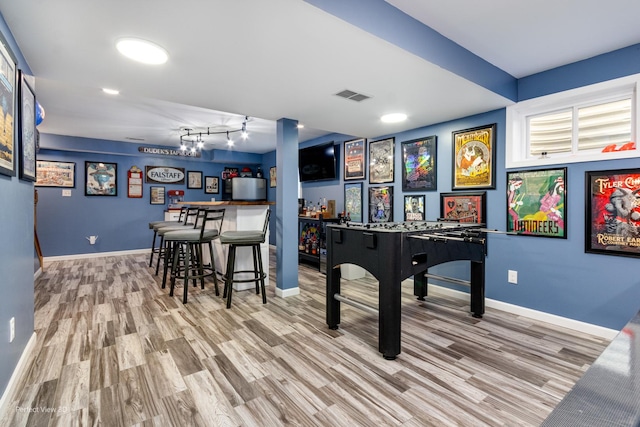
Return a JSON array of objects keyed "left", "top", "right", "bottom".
[
  {"left": 35, "top": 160, "right": 75, "bottom": 187},
  {"left": 18, "top": 71, "right": 36, "bottom": 182},
  {"left": 506, "top": 168, "right": 566, "bottom": 238},
  {"left": 404, "top": 195, "right": 425, "bottom": 221},
  {"left": 0, "top": 31, "right": 17, "bottom": 177},
  {"left": 440, "top": 191, "right": 486, "bottom": 224},
  {"left": 85, "top": 161, "right": 117, "bottom": 196},
  {"left": 585, "top": 168, "right": 640, "bottom": 258},
  {"left": 269, "top": 166, "right": 276, "bottom": 188},
  {"left": 344, "top": 138, "right": 366, "bottom": 180},
  {"left": 368, "top": 185, "right": 393, "bottom": 223},
  {"left": 205, "top": 176, "right": 219, "bottom": 194},
  {"left": 150, "top": 186, "right": 166, "bottom": 205},
  {"left": 401, "top": 136, "right": 437, "bottom": 191},
  {"left": 127, "top": 166, "right": 143, "bottom": 198},
  {"left": 369, "top": 137, "right": 395, "bottom": 184},
  {"left": 452, "top": 123, "right": 496, "bottom": 190},
  {"left": 344, "top": 182, "right": 363, "bottom": 223},
  {"left": 187, "top": 170, "right": 202, "bottom": 189}
]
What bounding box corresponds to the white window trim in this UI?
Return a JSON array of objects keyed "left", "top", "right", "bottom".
[{"left": 506, "top": 73, "right": 640, "bottom": 169}]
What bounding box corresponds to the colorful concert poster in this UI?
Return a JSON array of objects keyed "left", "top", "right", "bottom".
[
  {"left": 452, "top": 124, "right": 496, "bottom": 189},
  {"left": 401, "top": 136, "right": 437, "bottom": 191},
  {"left": 344, "top": 138, "right": 365, "bottom": 180},
  {"left": 586, "top": 168, "right": 640, "bottom": 258},
  {"left": 506, "top": 168, "right": 566, "bottom": 238},
  {"left": 440, "top": 192, "right": 486, "bottom": 224},
  {"left": 368, "top": 186, "right": 393, "bottom": 223}
]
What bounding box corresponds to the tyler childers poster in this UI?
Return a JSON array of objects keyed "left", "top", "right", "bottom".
[{"left": 586, "top": 168, "right": 640, "bottom": 257}]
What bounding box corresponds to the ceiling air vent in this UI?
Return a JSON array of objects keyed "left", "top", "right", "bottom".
[
  {"left": 125, "top": 137, "right": 145, "bottom": 141},
  {"left": 335, "top": 89, "right": 371, "bottom": 102}
]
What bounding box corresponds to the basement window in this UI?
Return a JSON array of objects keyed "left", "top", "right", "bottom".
[{"left": 506, "top": 74, "right": 639, "bottom": 168}]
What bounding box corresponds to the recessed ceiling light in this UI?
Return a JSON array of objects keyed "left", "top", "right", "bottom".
[
  {"left": 381, "top": 113, "right": 407, "bottom": 123},
  {"left": 116, "top": 37, "right": 168, "bottom": 65},
  {"left": 102, "top": 88, "right": 119, "bottom": 95},
  {"left": 297, "top": 124, "right": 305, "bottom": 129}
]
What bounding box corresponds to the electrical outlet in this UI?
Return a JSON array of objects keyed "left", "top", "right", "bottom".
[
  {"left": 62, "top": 189, "right": 72, "bottom": 197},
  {"left": 508, "top": 270, "right": 518, "bottom": 284},
  {"left": 9, "top": 317, "right": 15, "bottom": 343}
]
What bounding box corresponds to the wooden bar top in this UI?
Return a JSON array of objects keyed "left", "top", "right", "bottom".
[{"left": 178, "top": 200, "right": 274, "bottom": 206}]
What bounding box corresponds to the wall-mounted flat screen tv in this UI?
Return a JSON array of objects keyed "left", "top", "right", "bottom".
[{"left": 299, "top": 141, "right": 337, "bottom": 182}]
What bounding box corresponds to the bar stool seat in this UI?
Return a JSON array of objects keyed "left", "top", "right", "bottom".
[
  {"left": 220, "top": 209, "right": 270, "bottom": 309},
  {"left": 163, "top": 208, "right": 225, "bottom": 304}
]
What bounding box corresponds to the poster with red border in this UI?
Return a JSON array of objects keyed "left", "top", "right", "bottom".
[{"left": 585, "top": 168, "right": 640, "bottom": 257}]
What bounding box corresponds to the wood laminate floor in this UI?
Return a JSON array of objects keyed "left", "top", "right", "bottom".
[{"left": 1, "top": 251, "right": 609, "bottom": 426}]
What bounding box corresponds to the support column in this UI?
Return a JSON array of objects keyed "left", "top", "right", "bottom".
[{"left": 275, "top": 118, "right": 300, "bottom": 296}]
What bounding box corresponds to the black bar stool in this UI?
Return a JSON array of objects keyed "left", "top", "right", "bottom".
[
  {"left": 163, "top": 208, "right": 225, "bottom": 304},
  {"left": 220, "top": 209, "right": 270, "bottom": 309},
  {"left": 148, "top": 206, "right": 187, "bottom": 267},
  {"left": 154, "top": 207, "right": 200, "bottom": 276}
]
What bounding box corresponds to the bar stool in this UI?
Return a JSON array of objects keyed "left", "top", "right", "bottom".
[
  {"left": 154, "top": 207, "right": 199, "bottom": 275},
  {"left": 163, "top": 208, "right": 225, "bottom": 304},
  {"left": 148, "top": 206, "right": 186, "bottom": 267},
  {"left": 220, "top": 209, "right": 270, "bottom": 309}
]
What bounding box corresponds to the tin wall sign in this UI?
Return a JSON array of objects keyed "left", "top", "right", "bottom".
[{"left": 145, "top": 166, "right": 185, "bottom": 184}]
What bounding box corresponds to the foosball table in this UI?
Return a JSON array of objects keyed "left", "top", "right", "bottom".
[{"left": 325, "top": 220, "right": 488, "bottom": 360}]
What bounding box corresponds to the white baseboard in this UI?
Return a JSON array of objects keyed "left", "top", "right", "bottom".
[
  {"left": 275, "top": 286, "right": 300, "bottom": 298},
  {"left": 0, "top": 332, "right": 37, "bottom": 415},
  {"left": 426, "top": 283, "right": 618, "bottom": 340},
  {"left": 44, "top": 248, "right": 150, "bottom": 263},
  {"left": 34, "top": 267, "right": 42, "bottom": 280}
]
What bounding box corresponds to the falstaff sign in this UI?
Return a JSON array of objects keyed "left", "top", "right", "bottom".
[
  {"left": 145, "top": 166, "right": 185, "bottom": 184},
  {"left": 138, "top": 146, "right": 201, "bottom": 158}
]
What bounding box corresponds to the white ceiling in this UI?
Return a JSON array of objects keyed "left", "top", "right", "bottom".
[{"left": 1, "top": 0, "right": 639, "bottom": 154}]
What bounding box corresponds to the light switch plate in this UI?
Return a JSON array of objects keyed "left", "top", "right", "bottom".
[{"left": 62, "top": 189, "right": 71, "bottom": 197}]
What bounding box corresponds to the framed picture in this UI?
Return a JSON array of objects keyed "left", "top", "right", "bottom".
[
  {"left": 0, "top": 31, "right": 17, "bottom": 177},
  {"left": 187, "top": 170, "right": 202, "bottom": 189},
  {"left": 506, "top": 168, "right": 566, "bottom": 238},
  {"left": 440, "top": 191, "right": 486, "bottom": 224},
  {"left": 585, "top": 168, "right": 640, "bottom": 258},
  {"left": 452, "top": 123, "right": 496, "bottom": 190},
  {"left": 404, "top": 195, "right": 425, "bottom": 221},
  {"left": 205, "top": 176, "right": 219, "bottom": 194},
  {"left": 150, "top": 186, "right": 165, "bottom": 205},
  {"left": 369, "top": 137, "right": 395, "bottom": 184},
  {"left": 35, "top": 160, "right": 75, "bottom": 187},
  {"left": 344, "top": 182, "right": 363, "bottom": 223},
  {"left": 401, "top": 136, "right": 437, "bottom": 191},
  {"left": 85, "top": 161, "right": 117, "bottom": 196},
  {"left": 344, "top": 138, "right": 366, "bottom": 181},
  {"left": 18, "top": 71, "right": 36, "bottom": 182},
  {"left": 269, "top": 166, "right": 276, "bottom": 188},
  {"left": 368, "top": 186, "right": 393, "bottom": 223}
]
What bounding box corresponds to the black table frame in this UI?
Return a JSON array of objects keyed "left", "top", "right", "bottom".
[{"left": 326, "top": 222, "right": 486, "bottom": 360}]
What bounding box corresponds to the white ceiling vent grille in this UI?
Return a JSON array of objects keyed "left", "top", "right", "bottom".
[{"left": 335, "top": 89, "right": 371, "bottom": 102}]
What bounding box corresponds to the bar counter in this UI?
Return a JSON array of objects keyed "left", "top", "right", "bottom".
[
  {"left": 178, "top": 201, "right": 273, "bottom": 291},
  {"left": 542, "top": 310, "right": 640, "bottom": 426}
]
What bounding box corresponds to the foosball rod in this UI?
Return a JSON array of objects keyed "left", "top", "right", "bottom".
[
  {"left": 333, "top": 293, "right": 379, "bottom": 315},
  {"left": 424, "top": 273, "right": 470, "bottom": 287}
]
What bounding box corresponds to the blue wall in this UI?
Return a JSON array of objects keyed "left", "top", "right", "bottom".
[
  {"left": 299, "top": 105, "right": 640, "bottom": 331},
  {"left": 0, "top": 13, "right": 35, "bottom": 403},
  {"left": 36, "top": 134, "right": 265, "bottom": 256}
]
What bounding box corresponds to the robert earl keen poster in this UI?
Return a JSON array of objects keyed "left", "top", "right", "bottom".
[{"left": 587, "top": 169, "right": 640, "bottom": 257}]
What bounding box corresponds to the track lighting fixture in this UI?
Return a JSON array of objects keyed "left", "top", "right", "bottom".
[{"left": 178, "top": 116, "right": 250, "bottom": 151}]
